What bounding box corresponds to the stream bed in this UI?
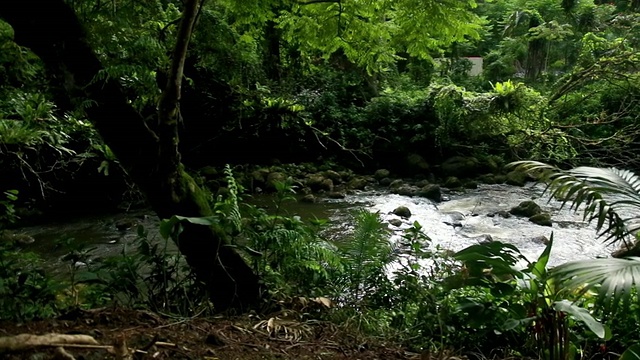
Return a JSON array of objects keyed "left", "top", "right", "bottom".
[{"left": 15, "top": 183, "right": 615, "bottom": 269}]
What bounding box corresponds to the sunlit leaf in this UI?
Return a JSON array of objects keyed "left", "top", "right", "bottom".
[{"left": 553, "top": 300, "right": 605, "bottom": 338}]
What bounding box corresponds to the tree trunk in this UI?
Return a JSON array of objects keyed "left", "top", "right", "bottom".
[
  {"left": 264, "top": 20, "right": 282, "bottom": 82},
  {"left": 0, "top": 0, "right": 261, "bottom": 312}
]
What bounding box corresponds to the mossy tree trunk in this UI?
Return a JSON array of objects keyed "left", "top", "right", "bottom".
[{"left": 0, "top": 0, "right": 261, "bottom": 312}]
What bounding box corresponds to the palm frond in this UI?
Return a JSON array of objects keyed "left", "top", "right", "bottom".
[
  {"left": 552, "top": 257, "right": 640, "bottom": 314},
  {"left": 511, "top": 161, "right": 640, "bottom": 246}
]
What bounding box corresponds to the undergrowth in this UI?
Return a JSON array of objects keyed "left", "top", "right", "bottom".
[{"left": 2, "top": 167, "right": 639, "bottom": 358}]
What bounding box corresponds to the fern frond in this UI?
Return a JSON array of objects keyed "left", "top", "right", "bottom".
[{"left": 215, "top": 164, "right": 242, "bottom": 233}]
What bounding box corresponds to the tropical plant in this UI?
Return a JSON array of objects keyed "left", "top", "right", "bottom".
[
  {"left": 80, "top": 223, "right": 210, "bottom": 315},
  {"left": 238, "top": 179, "right": 342, "bottom": 296},
  {"left": 512, "top": 160, "right": 640, "bottom": 357},
  {"left": 334, "top": 210, "right": 393, "bottom": 305},
  {"left": 0, "top": 241, "right": 61, "bottom": 321},
  {"left": 0, "top": 189, "right": 18, "bottom": 227},
  {"left": 452, "top": 236, "right": 608, "bottom": 359},
  {"left": 159, "top": 167, "right": 342, "bottom": 299}
]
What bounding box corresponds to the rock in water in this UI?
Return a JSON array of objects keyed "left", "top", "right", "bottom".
[
  {"left": 441, "top": 156, "right": 480, "bottom": 178},
  {"left": 506, "top": 169, "right": 528, "bottom": 186},
  {"left": 301, "top": 194, "right": 316, "bottom": 203},
  {"left": 418, "top": 184, "right": 441, "bottom": 202},
  {"left": 529, "top": 213, "right": 552, "bottom": 227},
  {"left": 444, "top": 176, "right": 463, "bottom": 189},
  {"left": 510, "top": 201, "right": 542, "bottom": 217},
  {"left": 393, "top": 206, "right": 412, "bottom": 219},
  {"left": 531, "top": 235, "right": 550, "bottom": 245}
]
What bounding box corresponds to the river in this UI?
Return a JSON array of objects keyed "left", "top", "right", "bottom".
[{"left": 15, "top": 183, "right": 615, "bottom": 269}]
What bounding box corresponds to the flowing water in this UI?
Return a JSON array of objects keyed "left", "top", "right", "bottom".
[
  {"left": 14, "top": 183, "right": 615, "bottom": 269},
  {"left": 344, "top": 183, "right": 614, "bottom": 267}
]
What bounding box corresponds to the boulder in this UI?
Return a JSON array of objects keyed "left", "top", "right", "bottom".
[
  {"left": 475, "top": 234, "right": 494, "bottom": 244},
  {"left": 266, "top": 172, "right": 287, "bottom": 191},
  {"left": 379, "top": 178, "right": 393, "bottom": 186},
  {"left": 301, "top": 194, "right": 316, "bottom": 203},
  {"left": 613, "top": 242, "right": 640, "bottom": 258},
  {"left": 443, "top": 211, "right": 465, "bottom": 227},
  {"left": 301, "top": 163, "right": 318, "bottom": 173},
  {"left": 481, "top": 156, "right": 502, "bottom": 174},
  {"left": 374, "top": 169, "right": 391, "bottom": 180},
  {"left": 478, "top": 174, "right": 496, "bottom": 184},
  {"left": 393, "top": 206, "right": 412, "bottom": 218},
  {"left": 406, "top": 153, "right": 430, "bottom": 173},
  {"left": 505, "top": 169, "right": 528, "bottom": 186},
  {"left": 510, "top": 201, "right": 542, "bottom": 217},
  {"left": 529, "top": 213, "right": 552, "bottom": 227},
  {"left": 307, "top": 174, "right": 333, "bottom": 192},
  {"left": 348, "top": 177, "right": 368, "bottom": 190},
  {"left": 493, "top": 174, "right": 507, "bottom": 184},
  {"left": 251, "top": 168, "right": 270, "bottom": 184},
  {"left": 441, "top": 156, "right": 480, "bottom": 178},
  {"left": 531, "top": 235, "right": 550, "bottom": 245},
  {"left": 464, "top": 181, "right": 479, "bottom": 189},
  {"left": 327, "top": 191, "right": 346, "bottom": 199},
  {"left": 418, "top": 184, "right": 442, "bottom": 202},
  {"left": 391, "top": 186, "right": 418, "bottom": 197},
  {"left": 324, "top": 170, "right": 342, "bottom": 183},
  {"left": 338, "top": 171, "right": 353, "bottom": 181},
  {"left": 388, "top": 219, "right": 403, "bottom": 227},
  {"left": 320, "top": 178, "right": 334, "bottom": 192},
  {"left": 444, "top": 176, "right": 463, "bottom": 189},
  {"left": 389, "top": 179, "right": 404, "bottom": 189}
]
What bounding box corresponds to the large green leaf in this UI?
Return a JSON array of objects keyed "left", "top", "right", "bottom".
[
  {"left": 159, "top": 215, "right": 219, "bottom": 239},
  {"left": 621, "top": 344, "right": 640, "bottom": 360},
  {"left": 553, "top": 300, "right": 605, "bottom": 338},
  {"left": 531, "top": 233, "right": 553, "bottom": 279},
  {"left": 552, "top": 257, "right": 640, "bottom": 314},
  {"left": 454, "top": 241, "right": 528, "bottom": 280}
]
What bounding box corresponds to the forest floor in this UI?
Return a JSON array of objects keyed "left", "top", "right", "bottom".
[{"left": 0, "top": 308, "right": 421, "bottom": 360}]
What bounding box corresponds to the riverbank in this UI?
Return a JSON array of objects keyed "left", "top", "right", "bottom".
[{"left": 0, "top": 307, "right": 416, "bottom": 360}]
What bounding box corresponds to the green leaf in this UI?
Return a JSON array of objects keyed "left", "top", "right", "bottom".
[
  {"left": 97, "top": 160, "right": 109, "bottom": 176},
  {"left": 622, "top": 344, "right": 640, "bottom": 360},
  {"left": 553, "top": 300, "right": 605, "bottom": 338},
  {"left": 454, "top": 241, "right": 526, "bottom": 279},
  {"left": 552, "top": 257, "right": 640, "bottom": 315},
  {"left": 503, "top": 317, "right": 535, "bottom": 330},
  {"left": 160, "top": 215, "right": 221, "bottom": 241},
  {"left": 531, "top": 233, "right": 553, "bottom": 279}
]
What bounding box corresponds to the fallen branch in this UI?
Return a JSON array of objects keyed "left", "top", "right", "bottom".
[{"left": 0, "top": 333, "right": 98, "bottom": 353}]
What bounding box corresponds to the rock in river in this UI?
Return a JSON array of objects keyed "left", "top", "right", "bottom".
[{"left": 392, "top": 206, "right": 412, "bottom": 219}]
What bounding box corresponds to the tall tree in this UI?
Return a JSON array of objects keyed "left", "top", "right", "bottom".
[
  {"left": 222, "top": 0, "right": 484, "bottom": 74},
  {"left": 0, "top": 0, "right": 261, "bottom": 311}
]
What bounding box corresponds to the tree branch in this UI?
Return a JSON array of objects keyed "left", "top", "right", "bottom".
[
  {"left": 157, "top": 0, "right": 201, "bottom": 175},
  {"left": 299, "top": 0, "right": 339, "bottom": 5}
]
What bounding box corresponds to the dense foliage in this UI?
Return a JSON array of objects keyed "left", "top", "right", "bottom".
[{"left": 3, "top": 0, "right": 640, "bottom": 358}]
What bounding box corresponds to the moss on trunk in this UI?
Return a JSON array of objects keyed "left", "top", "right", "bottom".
[{"left": 0, "top": 0, "right": 261, "bottom": 312}]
